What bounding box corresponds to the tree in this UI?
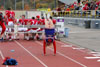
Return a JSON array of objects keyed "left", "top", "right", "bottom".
[
  {"left": 16, "top": 1, "right": 22, "bottom": 10},
  {"left": 25, "top": 4, "right": 30, "bottom": 10},
  {"left": 0, "top": 0, "right": 56, "bottom": 10},
  {"left": 36, "top": 3, "right": 40, "bottom": 8}
]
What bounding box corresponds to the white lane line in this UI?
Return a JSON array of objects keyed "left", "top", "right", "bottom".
[
  {"left": 61, "top": 45, "right": 72, "bottom": 47},
  {"left": 97, "top": 59, "right": 100, "bottom": 62},
  {"left": 89, "top": 52, "right": 100, "bottom": 57},
  {"left": 85, "top": 57, "right": 100, "bottom": 59},
  {"left": 15, "top": 41, "right": 48, "bottom": 67},
  {"left": 89, "top": 52, "right": 100, "bottom": 54},
  {"left": 72, "top": 48, "right": 85, "bottom": 50},
  {"left": 0, "top": 50, "right": 8, "bottom": 67},
  {"left": 36, "top": 41, "right": 87, "bottom": 67},
  {"left": 92, "top": 54, "right": 100, "bottom": 57},
  {"left": 57, "top": 41, "right": 91, "bottom": 55}
]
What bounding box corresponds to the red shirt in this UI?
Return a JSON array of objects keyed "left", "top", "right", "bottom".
[
  {"left": 0, "top": 21, "right": 3, "bottom": 25},
  {"left": 5, "top": 10, "right": 15, "bottom": 22},
  {"left": 41, "top": 19, "right": 45, "bottom": 25},
  {"left": 0, "top": 21, "right": 6, "bottom": 35},
  {"left": 66, "top": 8, "right": 70, "bottom": 11},
  {"left": 83, "top": 5, "right": 88, "bottom": 10},
  {"left": 19, "top": 19, "right": 28, "bottom": 25},
  {"left": 36, "top": 19, "right": 44, "bottom": 32},
  {"left": 28, "top": 19, "right": 37, "bottom": 25},
  {"left": 35, "top": 19, "right": 43, "bottom": 25},
  {"left": 96, "top": 1, "right": 100, "bottom": 6}
]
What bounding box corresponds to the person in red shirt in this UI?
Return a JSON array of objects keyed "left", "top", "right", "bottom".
[
  {"left": 0, "top": 12, "right": 6, "bottom": 40},
  {"left": 35, "top": 15, "right": 43, "bottom": 40},
  {"left": 26, "top": 17, "right": 37, "bottom": 40},
  {"left": 66, "top": 7, "right": 70, "bottom": 12},
  {"left": 37, "top": 16, "right": 45, "bottom": 32},
  {"left": 5, "top": 9, "right": 15, "bottom": 25},
  {"left": 35, "top": 15, "right": 42, "bottom": 25},
  {"left": 96, "top": 1, "right": 100, "bottom": 6},
  {"left": 5, "top": 8, "right": 16, "bottom": 41},
  {"left": 18, "top": 15, "right": 28, "bottom": 31},
  {"left": 41, "top": 17, "right": 45, "bottom": 25},
  {"left": 19, "top": 15, "right": 28, "bottom": 25},
  {"left": 18, "top": 15, "right": 29, "bottom": 40},
  {"left": 83, "top": 3, "right": 89, "bottom": 10}
]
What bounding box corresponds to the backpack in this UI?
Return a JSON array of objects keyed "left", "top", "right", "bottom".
[{"left": 3, "top": 58, "right": 18, "bottom": 65}]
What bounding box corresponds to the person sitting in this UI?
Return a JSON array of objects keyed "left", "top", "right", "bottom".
[
  {"left": 18, "top": 15, "right": 28, "bottom": 40},
  {"left": 26, "top": 17, "right": 36, "bottom": 40}
]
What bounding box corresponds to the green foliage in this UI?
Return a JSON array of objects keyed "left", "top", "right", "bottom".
[
  {"left": 0, "top": 0, "right": 57, "bottom": 10},
  {"left": 16, "top": 1, "right": 22, "bottom": 10}
]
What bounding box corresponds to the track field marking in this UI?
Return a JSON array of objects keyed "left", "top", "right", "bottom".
[
  {"left": 0, "top": 50, "right": 8, "bottom": 67},
  {"left": 36, "top": 41, "right": 87, "bottom": 67},
  {"left": 89, "top": 52, "right": 100, "bottom": 56},
  {"left": 61, "top": 45, "right": 72, "bottom": 47},
  {"left": 72, "top": 48, "right": 85, "bottom": 50},
  {"left": 15, "top": 41, "right": 48, "bottom": 67},
  {"left": 89, "top": 52, "right": 100, "bottom": 54},
  {"left": 92, "top": 54, "right": 100, "bottom": 57},
  {"left": 85, "top": 57, "right": 100, "bottom": 59},
  {"left": 57, "top": 41, "right": 92, "bottom": 55},
  {"left": 97, "top": 59, "right": 100, "bottom": 62}
]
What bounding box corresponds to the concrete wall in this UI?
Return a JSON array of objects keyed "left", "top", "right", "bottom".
[{"left": 55, "top": 17, "right": 100, "bottom": 29}]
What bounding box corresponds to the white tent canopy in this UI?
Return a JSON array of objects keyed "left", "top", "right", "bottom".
[{"left": 59, "top": 0, "right": 77, "bottom": 5}]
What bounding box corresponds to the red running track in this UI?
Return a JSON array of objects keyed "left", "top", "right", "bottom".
[{"left": 0, "top": 40, "right": 100, "bottom": 67}]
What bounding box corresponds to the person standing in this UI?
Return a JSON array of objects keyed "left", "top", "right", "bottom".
[{"left": 0, "top": 12, "right": 6, "bottom": 41}]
